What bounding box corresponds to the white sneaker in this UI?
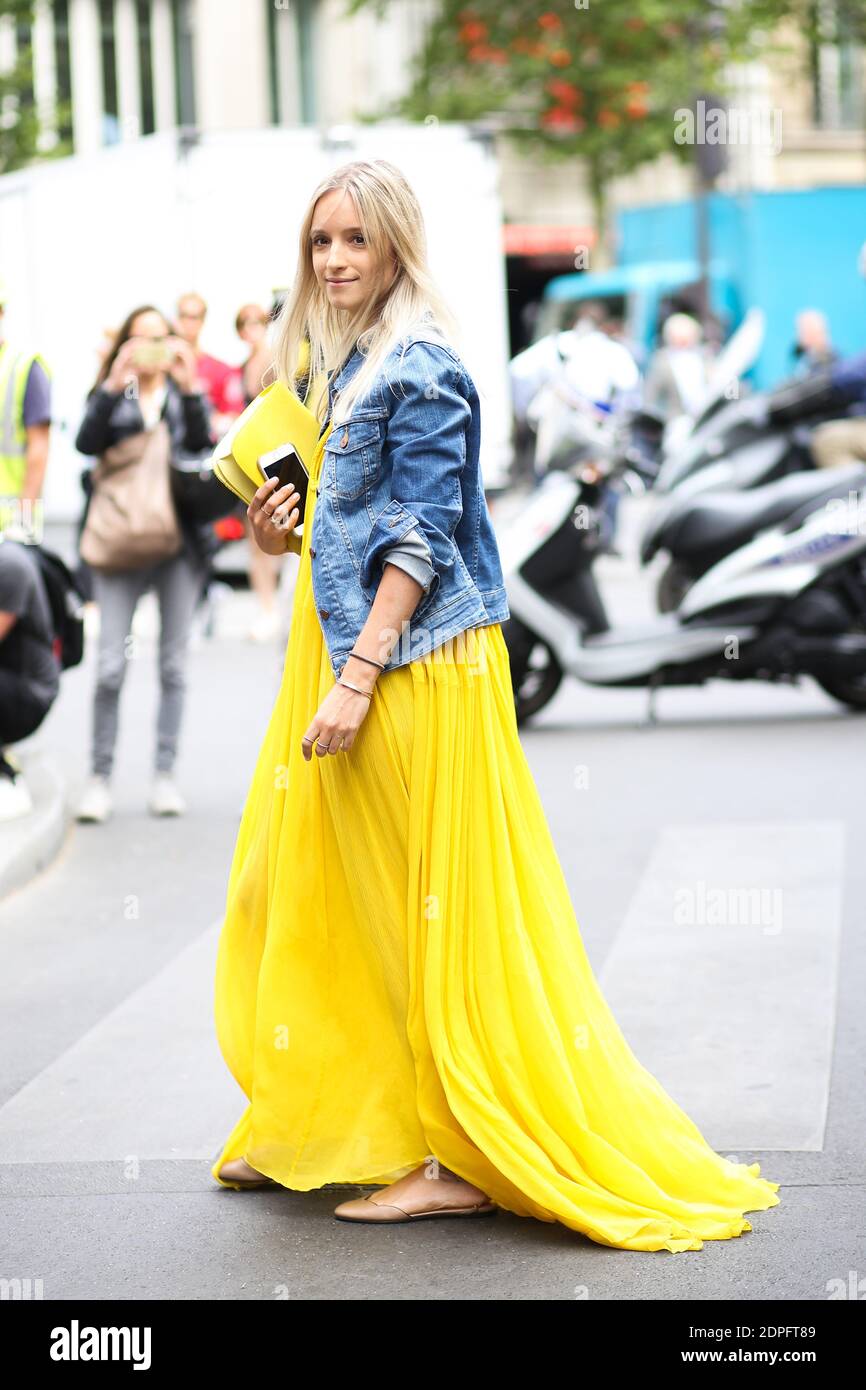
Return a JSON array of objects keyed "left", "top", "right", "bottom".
[
  {"left": 76, "top": 774, "right": 112, "bottom": 823},
  {"left": 247, "top": 608, "right": 280, "bottom": 643},
  {"left": 0, "top": 764, "right": 34, "bottom": 821},
  {"left": 148, "top": 773, "right": 186, "bottom": 817}
]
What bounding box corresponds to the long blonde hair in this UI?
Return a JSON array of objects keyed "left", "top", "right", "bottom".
[{"left": 272, "top": 159, "right": 463, "bottom": 427}]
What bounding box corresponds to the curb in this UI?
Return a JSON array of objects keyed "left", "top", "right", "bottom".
[{"left": 0, "top": 746, "right": 69, "bottom": 900}]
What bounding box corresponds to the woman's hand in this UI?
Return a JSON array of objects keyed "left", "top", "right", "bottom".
[
  {"left": 301, "top": 680, "right": 373, "bottom": 760},
  {"left": 247, "top": 476, "right": 301, "bottom": 555},
  {"left": 165, "top": 336, "right": 199, "bottom": 393},
  {"left": 104, "top": 339, "right": 141, "bottom": 393}
]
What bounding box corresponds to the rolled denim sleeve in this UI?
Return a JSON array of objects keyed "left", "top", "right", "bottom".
[
  {"left": 381, "top": 526, "right": 435, "bottom": 593},
  {"left": 358, "top": 342, "right": 468, "bottom": 605}
]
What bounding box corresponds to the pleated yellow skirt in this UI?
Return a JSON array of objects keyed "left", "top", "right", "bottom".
[{"left": 211, "top": 425, "right": 781, "bottom": 1252}]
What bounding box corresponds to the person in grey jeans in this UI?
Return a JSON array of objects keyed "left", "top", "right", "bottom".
[{"left": 74, "top": 304, "right": 216, "bottom": 822}]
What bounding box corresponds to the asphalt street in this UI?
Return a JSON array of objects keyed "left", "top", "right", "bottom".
[{"left": 1, "top": 502, "right": 864, "bottom": 1300}]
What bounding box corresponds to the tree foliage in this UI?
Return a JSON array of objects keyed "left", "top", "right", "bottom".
[
  {"left": 0, "top": 0, "right": 72, "bottom": 175},
  {"left": 344, "top": 0, "right": 810, "bottom": 240}
]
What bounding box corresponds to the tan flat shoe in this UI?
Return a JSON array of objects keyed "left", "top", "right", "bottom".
[
  {"left": 334, "top": 1191, "right": 497, "bottom": 1223},
  {"left": 217, "top": 1157, "right": 279, "bottom": 1190}
]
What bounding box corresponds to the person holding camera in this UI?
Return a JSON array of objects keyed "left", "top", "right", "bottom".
[{"left": 74, "top": 305, "right": 215, "bottom": 823}]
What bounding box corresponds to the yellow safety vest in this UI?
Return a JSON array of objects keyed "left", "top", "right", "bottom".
[{"left": 0, "top": 341, "right": 50, "bottom": 499}]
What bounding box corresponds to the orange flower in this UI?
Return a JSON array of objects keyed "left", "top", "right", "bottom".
[
  {"left": 538, "top": 12, "right": 563, "bottom": 30},
  {"left": 547, "top": 78, "right": 582, "bottom": 106},
  {"left": 549, "top": 48, "right": 572, "bottom": 67},
  {"left": 597, "top": 108, "right": 621, "bottom": 129},
  {"left": 459, "top": 20, "right": 488, "bottom": 43},
  {"left": 541, "top": 106, "right": 584, "bottom": 132},
  {"left": 625, "top": 81, "right": 650, "bottom": 117},
  {"left": 467, "top": 43, "right": 491, "bottom": 62}
]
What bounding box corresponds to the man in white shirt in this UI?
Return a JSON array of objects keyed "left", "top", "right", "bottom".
[{"left": 643, "top": 313, "right": 711, "bottom": 420}]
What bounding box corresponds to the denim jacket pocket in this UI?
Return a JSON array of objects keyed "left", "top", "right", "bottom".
[{"left": 322, "top": 410, "right": 386, "bottom": 501}]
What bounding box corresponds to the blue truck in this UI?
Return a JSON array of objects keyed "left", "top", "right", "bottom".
[{"left": 537, "top": 186, "right": 866, "bottom": 389}]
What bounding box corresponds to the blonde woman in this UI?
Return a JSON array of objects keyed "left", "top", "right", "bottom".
[{"left": 210, "top": 161, "right": 781, "bottom": 1250}]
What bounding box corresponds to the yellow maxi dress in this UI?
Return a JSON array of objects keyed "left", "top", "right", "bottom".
[{"left": 211, "top": 422, "right": 781, "bottom": 1253}]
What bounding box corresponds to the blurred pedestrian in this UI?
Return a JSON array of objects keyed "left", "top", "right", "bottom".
[
  {"left": 790, "top": 309, "right": 838, "bottom": 376},
  {"left": 236, "top": 302, "right": 274, "bottom": 406},
  {"left": 174, "top": 292, "right": 245, "bottom": 435},
  {"left": 524, "top": 307, "right": 640, "bottom": 548},
  {"left": 809, "top": 349, "right": 866, "bottom": 469},
  {"left": 556, "top": 305, "right": 642, "bottom": 409},
  {"left": 643, "top": 313, "right": 711, "bottom": 420},
  {"left": 235, "top": 302, "right": 285, "bottom": 642},
  {"left": 0, "top": 278, "right": 55, "bottom": 819},
  {"left": 73, "top": 305, "right": 215, "bottom": 823},
  {"left": 0, "top": 277, "right": 51, "bottom": 537},
  {"left": 0, "top": 539, "right": 61, "bottom": 820},
  {"left": 764, "top": 341, "right": 866, "bottom": 469},
  {"left": 601, "top": 312, "right": 646, "bottom": 373}
]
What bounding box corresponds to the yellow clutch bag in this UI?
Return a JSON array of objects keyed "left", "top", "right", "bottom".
[{"left": 212, "top": 358, "right": 326, "bottom": 555}]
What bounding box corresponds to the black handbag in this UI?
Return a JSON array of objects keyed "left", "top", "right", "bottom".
[{"left": 170, "top": 447, "right": 238, "bottom": 525}]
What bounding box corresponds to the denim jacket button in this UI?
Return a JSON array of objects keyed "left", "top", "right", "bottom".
[
  {"left": 309, "top": 546, "right": 316, "bottom": 557},
  {"left": 319, "top": 608, "right": 330, "bottom": 619}
]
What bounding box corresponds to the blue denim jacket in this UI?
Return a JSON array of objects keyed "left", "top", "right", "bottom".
[{"left": 309, "top": 329, "right": 510, "bottom": 678}]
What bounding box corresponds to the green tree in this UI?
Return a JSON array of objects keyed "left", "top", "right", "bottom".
[
  {"left": 0, "top": 0, "right": 72, "bottom": 175},
  {"left": 345, "top": 0, "right": 796, "bottom": 252}
]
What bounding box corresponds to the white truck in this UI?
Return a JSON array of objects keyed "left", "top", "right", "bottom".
[{"left": 0, "top": 120, "right": 513, "bottom": 559}]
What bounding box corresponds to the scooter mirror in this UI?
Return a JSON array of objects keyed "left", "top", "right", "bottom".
[{"left": 696, "top": 308, "right": 766, "bottom": 419}]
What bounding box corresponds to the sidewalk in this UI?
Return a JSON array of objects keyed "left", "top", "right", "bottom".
[{"left": 0, "top": 550, "right": 302, "bottom": 902}]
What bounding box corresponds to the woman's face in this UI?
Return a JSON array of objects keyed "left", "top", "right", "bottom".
[
  {"left": 310, "top": 188, "right": 397, "bottom": 317},
  {"left": 237, "top": 306, "right": 269, "bottom": 347},
  {"left": 127, "top": 310, "right": 172, "bottom": 380}
]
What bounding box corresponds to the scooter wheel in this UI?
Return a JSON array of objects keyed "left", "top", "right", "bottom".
[
  {"left": 814, "top": 673, "right": 866, "bottom": 711},
  {"left": 502, "top": 618, "right": 564, "bottom": 724}
]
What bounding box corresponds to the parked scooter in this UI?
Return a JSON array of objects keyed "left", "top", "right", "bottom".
[
  {"left": 499, "top": 448, "right": 866, "bottom": 723},
  {"left": 642, "top": 461, "right": 866, "bottom": 611},
  {"left": 652, "top": 309, "right": 842, "bottom": 506},
  {"left": 644, "top": 360, "right": 853, "bottom": 609}
]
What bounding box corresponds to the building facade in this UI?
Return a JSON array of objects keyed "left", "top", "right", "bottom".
[{"left": 2, "top": 2, "right": 862, "bottom": 214}]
